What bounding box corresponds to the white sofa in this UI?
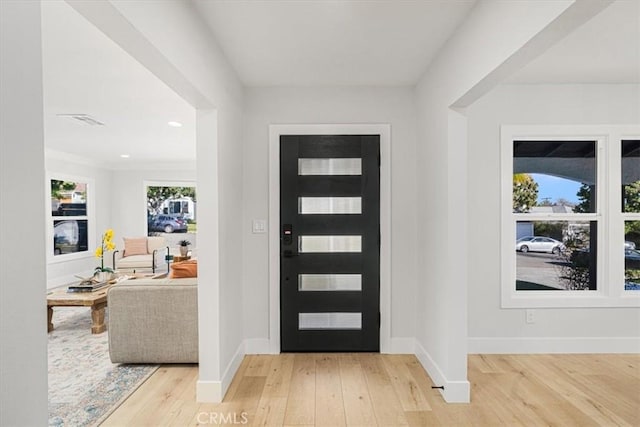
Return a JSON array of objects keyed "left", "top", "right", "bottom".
[
  {"left": 112, "top": 236, "right": 168, "bottom": 273},
  {"left": 108, "top": 276, "right": 198, "bottom": 363}
]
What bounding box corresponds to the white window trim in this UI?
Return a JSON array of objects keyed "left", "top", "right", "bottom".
[
  {"left": 144, "top": 180, "right": 196, "bottom": 188},
  {"left": 46, "top": 173, "right": 95, "bottom": 264},
  {"left": 501, "top": 125, "right": 640, "bottom": 308}
]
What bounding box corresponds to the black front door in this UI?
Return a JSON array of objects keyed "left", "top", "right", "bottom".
[{"left": 280, "top": 135, "right": 380, "bottom": 352}]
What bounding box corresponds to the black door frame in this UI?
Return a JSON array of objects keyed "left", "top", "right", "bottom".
[{"left": 267, "top": 124, "right": 391, "bottom": 354}]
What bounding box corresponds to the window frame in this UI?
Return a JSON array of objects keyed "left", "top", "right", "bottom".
[
  {"left": 46, "top": 173, "right": 95, "bottom": 264},
  {"left": 144, "top": 180, "right": 196, "bottom": 236},
  {"left": 622, "top": 140, "right": 640, "bottom": 292},
  {"left": 501, "top": 125, "right": 640, "bottom": 308}
]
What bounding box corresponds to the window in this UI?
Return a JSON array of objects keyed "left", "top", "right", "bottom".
[
  {"left": 146, "top": 183, "right": 196, "bottom": 236},
  {"left": 48, "top": 176, "right": 93, "bottom": 260},
  {"left": 622, "top": 140, "right": 640, "bottom": 291},
  {"left": 501, "top": 126, "right": 640, "bottom": 307},
  {"left": 512, "top": 140, "right": 597, "bottom": 291}
]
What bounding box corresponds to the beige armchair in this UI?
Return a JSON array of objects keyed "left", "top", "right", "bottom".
[{"left": 112, "top": 236, "right": 168, "bottom": 273}]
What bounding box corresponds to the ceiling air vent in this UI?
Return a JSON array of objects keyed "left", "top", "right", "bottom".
[{"left": 57, "top": 114, "right": 105, "bottom": 126}]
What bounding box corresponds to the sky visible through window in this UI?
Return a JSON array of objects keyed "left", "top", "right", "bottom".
[{"left": 531, "top": 173, "right": 582, "bottom": 205}]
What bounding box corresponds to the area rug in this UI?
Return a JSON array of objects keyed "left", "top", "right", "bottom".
[{"left": 48, "top": 306, "right": 158, "bottom": 426}]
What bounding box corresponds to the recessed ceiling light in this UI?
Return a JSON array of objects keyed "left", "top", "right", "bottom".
[
  {"left": 120, "top": 154, "right": 130, "bottom": 158},
  {"left": 168, "top": 121, "right": 182, "bottom": 128}
]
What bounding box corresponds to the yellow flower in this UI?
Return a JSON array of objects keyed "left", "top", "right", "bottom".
[
  {"left": 95, "top": 229, "right": 116, "bottom": 272},
  {"left": 95, "top": 230, "right": 116, "bottom": 259}
]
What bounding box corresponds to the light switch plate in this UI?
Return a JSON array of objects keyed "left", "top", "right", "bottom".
[{"left": 252, "top": 219, "right": 267, "bottom": 234}]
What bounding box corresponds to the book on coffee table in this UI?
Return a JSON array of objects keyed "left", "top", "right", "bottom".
[{"left": 67, "top": 279, "right": 110, "bottom": 293}]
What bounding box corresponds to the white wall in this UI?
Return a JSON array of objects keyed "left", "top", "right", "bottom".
[
  {"left": 106, "top": 1, "right": 243, "bottom": 401},
  {"left": 412, "top": 0, "right": 603, "bottom": 402},
  {"left": 45, "top": 156, "right": 197, "bottom": 289},
  {"left": 466, "top": 83, "right": 640, "bottom": 352},
  {"left": 0, "top": 1, "right": 48, "bottom": 424},
  {"left": 110, "top": 167, "right": 196, "bottom": 240},
  {"left": 215, "top": 105, "right": 245, "bottom": 386},
  {"left": 45, "top": 153, "right": 114, "bottom": 288},
  {"left": 242, "top": 87, "right": 418, "bottom": 346},
  {"left": 75, "top": 0, "right": 246, "bottom": 401},
  {"left": 242, "top": 87, "right": 416, "bottom": 346}
]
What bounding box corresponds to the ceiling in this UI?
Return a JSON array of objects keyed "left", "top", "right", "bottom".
[
  {"left": 508, "top": 0, "right": 640, "bottom": 84},
  {"left": 193, "top": 0, "right": 477, "bottom": 87},
  {"left": 41, "top": 1, "right": 196, "bottom": 168},
  {"left": 41, "top": 0, "right": 638, "bottom": 166}
]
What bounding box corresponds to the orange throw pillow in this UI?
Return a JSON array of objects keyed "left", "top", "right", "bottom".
[
  {"left": 123, "top": 237, "right": 148, "bottom": 256},
  {"left": 170, "top": 259, "right": 198, "bottom": 278}
]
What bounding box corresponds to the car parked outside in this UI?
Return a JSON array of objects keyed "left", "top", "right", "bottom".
[
  {"left": 148, "top": 214, "right": 188, "bottom": 233},
  {"left": 53, "top": 220, "right": 78, "bottom": 254},
  {"left": 570, "top": 247, "right": 640, "bottom": 269},
  {"left": 626, "top": 249, "right": 640, "bottom": 270},
  {"left": 515, "top": 236, "right": 565, "bottom": 254},
  {"left": 625, "top": 240, "right": 636, "bottom": 250}
]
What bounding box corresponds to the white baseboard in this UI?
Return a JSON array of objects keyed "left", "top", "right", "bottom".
[
  {"left": 468, "top": 337, "right": 640, "bottom": 354},
  {"left": 197, "top": 341, "right": 246, "bottom": 403},
  {"left": 244, "top": 338, "right": 272, "bottom": 354},
  {"left": 221, "top": 342, "right": 246, "bottom": 397},
  {"left": 388, "top": 337, "right": 415, "bottom": 354},
  {"left": 415, "top": 341, "right": 470, "bottom": 403}
]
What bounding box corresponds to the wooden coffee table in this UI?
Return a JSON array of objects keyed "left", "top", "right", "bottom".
[{"left": 47, "top": 283, "right": 115, "bottom": 334}]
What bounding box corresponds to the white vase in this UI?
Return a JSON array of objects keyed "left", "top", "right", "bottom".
[
  {"left": 95, "top": 271, "right": 113, "bottom": 282},
  {"left": 179, "top": 246, "right": 189, "bottom": 257}
]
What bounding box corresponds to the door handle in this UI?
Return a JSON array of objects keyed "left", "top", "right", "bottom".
[
  {"left": 283, "top": 224, "right": 293, "bottom": 245},
  {"left": 283, "top": 250, "right": 297, "bottom": 258}
]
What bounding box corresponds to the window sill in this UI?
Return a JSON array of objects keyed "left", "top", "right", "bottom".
[
  {"left": 47, "top": 252, "right": 93, "bottom": 264},
  {"left": 502, "top": 290, "right": 640, "bottom": 308}
]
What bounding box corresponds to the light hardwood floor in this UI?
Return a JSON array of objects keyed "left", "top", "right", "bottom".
[{"left": 102, "top": 353, "right": 640, "bottom": 426}]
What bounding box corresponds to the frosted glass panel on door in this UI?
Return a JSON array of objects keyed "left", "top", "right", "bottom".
[
  {"left": 298, "top": 312, "right": 362, "bottom": 330},
  {"left": 299, "top": 236, "right": 362, "bottom": 253},
  {"left": 299, "top": 197, "right": 362, "bottom": 214},
  {"left": 298, "top": 158, "right": 361, "bottom": 175},
  {"left": 299, "top": 274, "right": 362, "bottom": 291}
]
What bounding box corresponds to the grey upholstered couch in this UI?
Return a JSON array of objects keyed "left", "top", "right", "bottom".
[{"left": 108, "top": 277, "right": 198, "bottom": 363}]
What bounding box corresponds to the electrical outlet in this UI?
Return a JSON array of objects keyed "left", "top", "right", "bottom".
[{"left": 525, "top": 309, "right": 535, "bottom": 324}]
